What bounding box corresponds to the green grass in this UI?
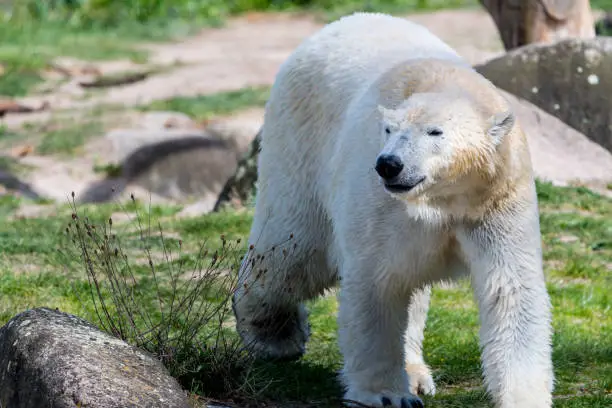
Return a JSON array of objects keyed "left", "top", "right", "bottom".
[
  {"left": 0, "top": 180, "right": 609, "bottom": 407},
  {"left": 0, "top": 3, "right": 213, "bottom": 96},
  {"left": 5, "top": 1, "right": 479, "bottom": 29},
  {"left": 592, "top": 0, "right": 612, "bottom": 11},
  {"left": 0, "top": 112, "right": 106, "bottom": 156},
  {"left": 36, "top": 120, "right": 104, "bottom": 155},
  {"left": 0, "top": 155, "right": 26, "bottom": 174},
  {"left": 140, "top": 86, "right": 271, "bottom": 121},
  {"left": 0, "top": 22, "right": 153, "bottom": 96}
]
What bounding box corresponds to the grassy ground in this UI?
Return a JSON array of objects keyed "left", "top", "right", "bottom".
[
  {"left": 0, "top": 180, "right": 609, "bottom": 407},
  {"left": 0, "top": 22, "right": 152, "bottom": 96},
  {"left": 141, "top": 86, "right": 271, "bottom": 121},
  {"left": 1, "top": 1, "right": 611, "bottom": 406}
]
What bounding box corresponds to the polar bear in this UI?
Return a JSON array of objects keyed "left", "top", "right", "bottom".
[{"left": 232, "top": 12, "right": 554, "bottom": 408}]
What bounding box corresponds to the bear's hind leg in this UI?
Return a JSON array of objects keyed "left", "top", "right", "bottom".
[
  {"left": 232, "top": 289, "right": 311, "bottom": 361},
  {"left": 233, "top": 207, "right": 334, "bottom": 361}
]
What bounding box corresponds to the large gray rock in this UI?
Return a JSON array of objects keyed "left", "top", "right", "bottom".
[
  {"left": 0, "top": 307, "right": 190, "bottom": 408},
  {"left": 501, "top": 89, "right": 612, "bottom": 189},
  {"left": 105, "top": 128, "right": 215, "bottom": 164},
  {"left": 119, "top": 134, "right": 241, "bottom": 201},
  {"left": 0, "top": 170, "right": 40, "bottom": 200},
  {"left": 178, "top": 128, "right": 261, "bottom": 217},
  {"left": 475, "top": 37, "right": 612, "bottom": 152},
  {"left": 85, "top": 110, "right": 263, "bottom": 206},
  {"left": 80, "top": 128, "right": 242, "bottom": 203}
]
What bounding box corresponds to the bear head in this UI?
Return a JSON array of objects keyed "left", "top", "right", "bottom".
[{"left": 375, "top": 89, "right": 516, "bottom": 210}]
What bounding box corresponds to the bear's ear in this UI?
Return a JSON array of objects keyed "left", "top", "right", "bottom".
[{"left": 487, "top": 110, "right": 515, "bottom": 145}]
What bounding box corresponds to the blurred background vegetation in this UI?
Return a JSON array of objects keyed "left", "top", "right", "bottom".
[
  {"left": 1, "top": 1, "right": 610, "bottom": 39},
  {"left": 1, "top": 1, "right": 479, "bottom": 30},
  {"left": 1, "top": 1, "right": 610, "bottom": 98},
  {"left": 0, "top": 0, "right": 480, "bottom": 97},
  {"left": 0, "top": 0, "right": 481, "bottom": 30}
]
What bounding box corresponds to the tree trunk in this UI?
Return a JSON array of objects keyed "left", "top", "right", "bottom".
[
  {"left": 480, "top": 0, "right": 596, "bottom": 50},
  {"left": 213, "top": 128, "right": 261, "bottom": 212}
]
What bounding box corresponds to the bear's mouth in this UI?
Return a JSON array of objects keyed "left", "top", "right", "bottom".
[{"left": 384, "top": 176, "right": 426, "bottom": 193}]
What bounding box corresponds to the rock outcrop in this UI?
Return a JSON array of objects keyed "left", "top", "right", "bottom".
[{"left": 476, "top": 37, "right": 612, "bottom": 152}]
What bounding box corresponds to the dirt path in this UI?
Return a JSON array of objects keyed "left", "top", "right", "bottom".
[{"left": 2, "top": 8, "right": 612, "bottom": 209}]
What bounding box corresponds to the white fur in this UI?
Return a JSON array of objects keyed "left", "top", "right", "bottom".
[{"left": 232, "top": 12, "right": 554, "bottom": 408}]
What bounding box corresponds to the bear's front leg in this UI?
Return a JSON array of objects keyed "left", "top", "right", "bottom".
[
  {"left": 404, "top": 285, "right": 436, "bottom": 396},
  {"left": 338, "top": 266, "right": 424, "bottom": 408},
  {"left": 458, "top": 213, "right": 554, "bottom": 408}
]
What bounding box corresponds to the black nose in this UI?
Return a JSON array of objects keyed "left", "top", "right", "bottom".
[{"left": 375, "top": 154, "right": 404, "bottom": 180}]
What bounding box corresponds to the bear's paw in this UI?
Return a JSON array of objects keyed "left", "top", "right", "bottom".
[
  {"left": 406, "top": 363, "right": 436, "bottom": 396},
  {"left": 343, "top": 389, "right": 424, "bottom": 408}
]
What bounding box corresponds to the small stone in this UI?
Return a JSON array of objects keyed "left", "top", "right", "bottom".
[
  {"left": 10, "top": 144, "right": 34, "bottom": 158},
  {"left": 587, "top": 74, "right": 599, "bottom": 85}
]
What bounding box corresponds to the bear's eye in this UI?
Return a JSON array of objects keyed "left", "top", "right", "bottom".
[
  {"left": 384, "top": 126, "right": 391, "bottom": 135},
  {"left": 427, "top": 127, "right": 443, "bottom": 136}
]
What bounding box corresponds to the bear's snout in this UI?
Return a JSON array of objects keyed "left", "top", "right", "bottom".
[{"left": 375, "top": 154, "right": 404, "bottom": 180}]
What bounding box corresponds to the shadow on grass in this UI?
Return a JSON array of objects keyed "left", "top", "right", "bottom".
[{"left": 185, "top": 359, "right": 343, "bottom": 407}]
